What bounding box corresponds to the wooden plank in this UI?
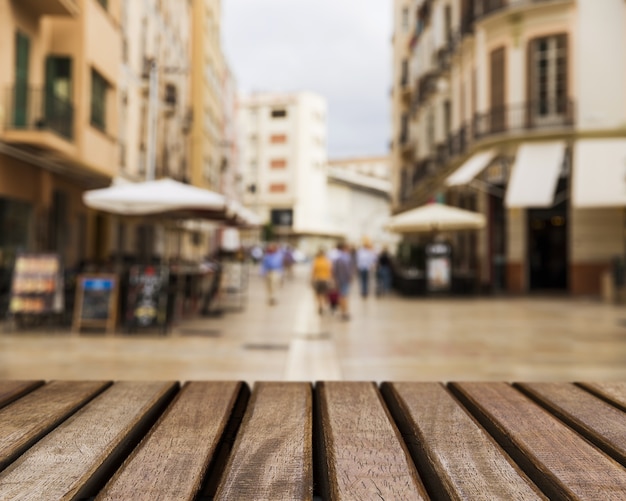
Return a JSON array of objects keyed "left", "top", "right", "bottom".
[
  {"left": 98, "top": 381, "right": 248, "bottom": 501},
  {"left": 450, "top": 382, "right": 626, "bottom": 500},
  {"left": 578, "top": 382, "right": 626, "bottom": 412},
  {"left": 0, "top": 380, "right": 44, "bottom": 409},
  {"left": 382, "top": 382, "right": 545, "bottom": 500},
  {"left": 214, "top": 382, "right": 312, "bottom": 501},
  {"left": 518, "top": 382, "right": 626, "bottom": 467},
  {"left": 316, "top": 381, "right": 428, "bottom": 500},
  {"left": 0, "top": 380, "right": 110, "bottom": 471},
  {"left": 0, "top": 381, "right": 178, "bottom": 500}
]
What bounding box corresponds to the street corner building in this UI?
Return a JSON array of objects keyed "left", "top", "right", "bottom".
[{"left": 390, "top": 0, "right": 626, "bottom": 299}]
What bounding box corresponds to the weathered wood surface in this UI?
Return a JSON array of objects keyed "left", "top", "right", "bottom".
[
  {"left": 1, "top": 380, "right": 626, "bottom": 500},
  {"left": 382, "top": 382, "right": 546, "bottom": 500},
  {"left": 0, "top": 381, "right": 177, "bottom": 500},
  {"left": 215, "top": 382, "right": 313, "bottom": 501},
  {"left": 450, "top": 382, "right": 626, "bottom": 500},
  {"left": 317, "top": 381, "right": 428, "bottom": 500},
  {"left": 0, "top": 380, "right": 42, "bottom": 409},
  {"left": 98, "top": 381, "right": 247, "bottom": 501},
  {"left": 0, "top": 380, "right": 109, "bottom": 471},
  {"left": 518, "top": 382, "right": 626, "bottom": 467}
]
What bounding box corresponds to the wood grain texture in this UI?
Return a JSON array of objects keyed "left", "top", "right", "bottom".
[
  {"left": 98, "top": 381, "right": 246, "bottom": 501},
  {"left": 0, "top": 380, "right": 110, "bottom": 471},
  {"left": 450, "top": 382, "right": 626, "bottom": 500},
  {"left": 0, "top": 381, "right": 43, "bottom": 409},
  {"left": 317, "top": 381, "right": 428, "bottom": 501},
  {"left": 0, "top": 381, "right": 178, "bottom": 501},
  {"left": 578, "top": 382, "right": 626, "bottom": 412},
  {"left": 215, "top": 382, "right": 313, "bottom": 501},
  {"left": 382, "top": 382, "right": 545, "bottom": 500},
  {"left": 518, "top": 382, "right": 626, "bottom": 467}
]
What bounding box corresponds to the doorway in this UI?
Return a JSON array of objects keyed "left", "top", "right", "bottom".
[{"left": 527, "top": 199, "right": 568, "bottom": 291}]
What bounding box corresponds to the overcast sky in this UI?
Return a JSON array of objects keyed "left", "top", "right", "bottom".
[{"left": 222, "top": 0, "right": 393, "bottom": 160}]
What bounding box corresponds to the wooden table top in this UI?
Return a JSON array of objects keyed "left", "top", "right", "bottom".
[{"left": 1, "top": 380, "right": 626, "bottom": 500}]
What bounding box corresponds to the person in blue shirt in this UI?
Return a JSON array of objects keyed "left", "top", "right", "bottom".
[{"left": 260, "top": 243, "right": 283, "bottom": 305}]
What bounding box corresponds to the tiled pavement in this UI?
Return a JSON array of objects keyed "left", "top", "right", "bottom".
[{"left": 2, "top": 263, "right": 626, "bottom": 383}]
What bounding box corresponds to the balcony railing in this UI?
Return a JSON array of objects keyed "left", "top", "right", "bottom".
[
  {"left": 4, "top": 87, "right": 74, "bottom": 141},
  {"left": 473, "top": 99, "right": 575, "bottom": 140},
  {"left": 474, "top": 0, "right": 563, "bottom": 22}
]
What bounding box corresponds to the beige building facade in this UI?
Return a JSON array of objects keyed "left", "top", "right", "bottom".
[
  {"left": 391, "top": 0, "right": 626, "bottom": 296},
  {"left": 190, "top": 0, "right": 224, "bottom": 191},
  {"left": 0, "top": 0, "right": 121, "bottom": 296}
]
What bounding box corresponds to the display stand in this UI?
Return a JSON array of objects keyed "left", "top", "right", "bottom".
[
  {"left": 7, "top": 253, "right": 64, "bottom": 330},
  {"left": 125, "top": 265, "right": 169, "bottom": 334},
  {"left": 72, "top": 274, "right": 119, "bottom": 334}
]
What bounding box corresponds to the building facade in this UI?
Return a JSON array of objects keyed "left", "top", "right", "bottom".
[
  {"left": 391, "top": 0, "right": 626, "bottom": 296},
  {"left": 238, "top": 92, "right": 337, "bottom": 252},
  {"left": 0, "top": 0, "right": 122, "bottom": 311},
  {"left": 327, "top": 156, "right": 399, "bottom": 249},
  {"left": 190, "top": 0, "right": 224, "bottom": 192}
]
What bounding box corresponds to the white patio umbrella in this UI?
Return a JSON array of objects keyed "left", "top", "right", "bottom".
[
  {"left": 386, "top": 202, "right": 486, "bottom": 233},
  {"left": 83, "top": 178, "right": 227, "bottom": 216}
]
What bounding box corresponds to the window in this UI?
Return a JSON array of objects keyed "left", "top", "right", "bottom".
[
  {"left": 443, "top": 100, "right": 451, "bottom": 136},
  {"left": 90, "top": 69, "right": 108, "bottom": 131},
  {"left": 271, "top": 108, "right": 287, "bottom": 118},
  {"left": 270, "top": 159, "right": 287, "bottom": 169},
  {"left": 45, "top": 56, "right": 73, "bottom": 139},
  {"left": 269, "top": 183, "right": 287, "bottom": 193},
  {"left": 402, "top": 7, "right": 409, "bottom": 32},
  {"left": 489, "top": 47, "right": 506, "bottom": 132},
  {"left": 270, "top": 134, "right": 287, "bottom": 144},
  {"left": 13, "top": 32, "right": 30, "bottom": 128},
  {"left": 528, "top": 34, "right": 568, "bottom": 125},
  {"left": 97, "top": 0, "right": 108, "bottom": 10},
  {"left": 444, "top": 5, "right": 452, "bottom": 42}
]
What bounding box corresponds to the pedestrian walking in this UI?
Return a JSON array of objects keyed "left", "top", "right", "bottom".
[
  {"left": 332, "top": 242, "right": 354, "bottom": 321},
  {"left": 311, "top": 248, "right": 332, "bottom": 315},
  {"left": 260, "top": 243, "right": 283, "bottom": 305},
  {"left": 356, "top": 240, "right": 377, "bottom": 298},
  {"left": 376, "top": 247, "right": 392, "bottom": 296}
]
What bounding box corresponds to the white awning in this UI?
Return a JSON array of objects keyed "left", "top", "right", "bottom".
[
  {"left": 445, "top": 150, "right": 496, "bottom": 186},
  {"left": 505, "top": 141, "right": 565, "bottom": 208},
  {"left": 572, "top": 139, "right": 626, "bottom": 207}
]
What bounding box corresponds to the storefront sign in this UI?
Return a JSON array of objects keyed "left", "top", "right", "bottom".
[
  {"left": 126, "top": 265, "right": 169, "bottom": 330},
  {"left": 426, "top": 243, "right": 452, "bottom": 291},
  {"left": 9, "top": 253, "right": 63, "bottom": 314},
  {"left": 73, "top": 274, "right": 119, "bottom": 333}
]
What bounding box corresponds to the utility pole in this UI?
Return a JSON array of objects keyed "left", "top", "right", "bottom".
[{"left": 145, "top": 59, "right": 159, "bottom": 181}]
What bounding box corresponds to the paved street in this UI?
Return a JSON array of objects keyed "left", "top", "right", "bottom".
[{"left": 2, "top": 263, "right": 626, "bottom": 383}]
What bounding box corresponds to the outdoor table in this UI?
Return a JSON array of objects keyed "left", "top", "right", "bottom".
[{"left": 1, "top": 380, "right": 626, "bottom": 499}]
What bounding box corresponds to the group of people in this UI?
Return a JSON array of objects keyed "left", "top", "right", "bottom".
[
  {"left": 311, "top": 242, "right": 393, "bottom": 321},
  {"left": 259, "top": 240, "right": 393, "bottom": 318}
]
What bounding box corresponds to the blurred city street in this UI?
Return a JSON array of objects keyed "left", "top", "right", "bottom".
[{"left": 2, "top": 263, "right": 626, "bottom": 384}]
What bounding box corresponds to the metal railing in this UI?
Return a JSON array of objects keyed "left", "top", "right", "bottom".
[
  {"left": 4, "top": 87, "right": 74, "bottom": 140},
  {"left": 474, "top": 0, "right": 563, "bottom": 22},
  {"left": 473, "top": 99, "right": 575, "bottom": 140}
]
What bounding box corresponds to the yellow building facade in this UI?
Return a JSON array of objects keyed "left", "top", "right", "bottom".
[{"left": 0, "top": 0, "right": 121, "bottom": 289}]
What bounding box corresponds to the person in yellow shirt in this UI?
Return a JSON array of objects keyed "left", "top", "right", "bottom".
[{"left": 311, "top": 248, "right": 332, "bottom": 315}]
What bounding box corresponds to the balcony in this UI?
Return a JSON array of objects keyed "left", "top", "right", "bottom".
[
  {"left": 2, "top": 87, "right": 75, "bottom": 150},
  {"left": 473, "top": 99, "right": 575, "bottom": 141},
  {"left": 17, "top": 0, "right": 79, "bottom": 17},
  {"left": 473, "top": 0, "right": 566, "bottom": 23}
]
